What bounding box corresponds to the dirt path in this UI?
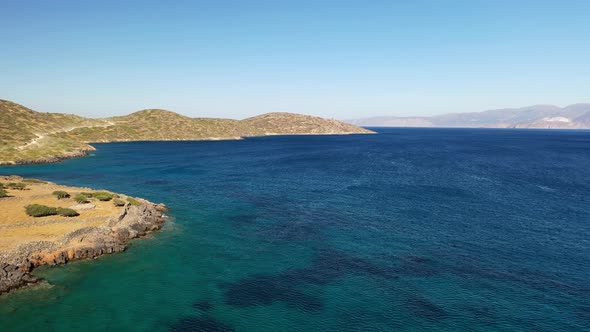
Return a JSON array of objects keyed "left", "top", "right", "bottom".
[{"left": 15, "top": 120, "right": 115, "bottom": 150}]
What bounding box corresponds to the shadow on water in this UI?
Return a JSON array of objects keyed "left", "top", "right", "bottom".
[
  {"left": 192, "top": 301, "right": 213, "bottom": 312},
  {"left": 220, "top": 248, "right": 397, "bottom": 312},
  {"left": 405, "top": 295, "right": 449, "bottom": 322},
  {"left": 169, "top": 316, "right": 234, "bottom": 332}
]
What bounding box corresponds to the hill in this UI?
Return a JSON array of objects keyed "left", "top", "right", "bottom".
[
  {"left": 0, "top": 100, "right": 373, "bottom": 165},
  {"left": 0, "top": 100, "right": 111, "bottom": 163},
  {"left": 348, "top": 103, "right": 590, "bottom": 129},
  {"left": 58, "top": 109, "right": 251, "bottom": 143},
  {"left": 242, "top": 112, "right": 375, "bottom": 135}
]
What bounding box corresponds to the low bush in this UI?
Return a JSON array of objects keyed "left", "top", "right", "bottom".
[
  {"left": 7, "top": 182, "right": 26, "bottom": 190},
  {"left": 25, "top": 204, "right": 57, "bottom": 217},
  {"left": 22, "top": 178, "right": 47, "bottom": 184},
  {"left": 52, "top": 190, "right": 70, "bottom": 199},
  {"left": 56, "top": 207, "right": 79, "bottom": 217},
  {"left": 113, "top": 198, "right": 126, "bottom": 206},
  {"left": 126, "top": 197, "right": 141, "bottom": 206},
  {"left": 93, "top": 192, "right": 113, "bottom": 201},
  {"left": 74, "top": 193, "right": 90, "bottom": 204},
  {"left": 80, "top": 192, "right": 94, "bottom": 198},
  {"left": 0, "top": 188, "right": 8, "bottom": 198}
]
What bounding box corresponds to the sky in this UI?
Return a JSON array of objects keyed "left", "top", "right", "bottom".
[{"left": 1, "top": 0, "right": 589, "bottom": 119}]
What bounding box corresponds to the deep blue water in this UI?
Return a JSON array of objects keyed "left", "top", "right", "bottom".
[{"left": 1, "top": 128, "right": 590, "bottom": 331}]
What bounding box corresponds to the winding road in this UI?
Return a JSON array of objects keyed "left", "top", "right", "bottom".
[{"left": 16, "top": 120, "right": 114, "bottom": 150}]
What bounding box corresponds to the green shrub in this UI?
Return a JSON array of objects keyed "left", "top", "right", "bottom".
[
  {"left": 25, "top": 204, "right": 57, "bottom": 217},
  {"left": 74, "top": 193, "right": 90, "bottom": 204},
  {"left": 0, "top": 183, "right": 4, "bottom": 189},
  {"left": 126, "top": 197, "right": 141, "bottom": 206},
  {"left": 22, "top": 178, "right": 47, "bottom": 184},
  {"left": 52, "top": 190, "right": 70, "bottom": 199},
  {"left": 0, "top": 188, "right": 8, "bottom": 198},
  {"left": 7, "top": 182, "right": 26, "bottom": 190},
  {"left": 113, "top": 198, "right": 126, "bottom": 206},
  {"left": 93, "top": 192, "right": 113, "bottom": 201},
  {"left": 80, "top": 192, "right": 94, "bottom": 197},
  {"left": 56, "top": 207, "right": 79, "bottom": 217}
]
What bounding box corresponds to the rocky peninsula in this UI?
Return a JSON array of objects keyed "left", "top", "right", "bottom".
[{"left": 0, "top": 176, "right": 168, "bottom": 295}]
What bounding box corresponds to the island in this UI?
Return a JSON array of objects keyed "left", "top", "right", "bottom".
[
  {"left": 0, "top": 176, "right": 168, "bottom": 295},
  {"left": 0, "top": 99, "right": 374, "bottom": 165}
]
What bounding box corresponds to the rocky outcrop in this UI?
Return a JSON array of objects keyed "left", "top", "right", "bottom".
[
  {"left": 0, "top": 201, "right": 168, "bottom": 295},
  {"left": 0, "top": 263, "right": 40, "bottom": 294}
]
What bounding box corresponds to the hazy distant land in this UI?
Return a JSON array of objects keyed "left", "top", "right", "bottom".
[
  {"left": 347, "top": 104, "right": 590, "bottom": 129},
  {"left": 0, "top": 99, "right": 374, "bottom": 165}
]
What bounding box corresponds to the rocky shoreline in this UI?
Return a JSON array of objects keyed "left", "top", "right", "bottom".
[
  {"left": 0, "top": 146, "right": 96, "bottom": 166},
  {"left": 0, "top": 201, "right": 168, "bottom": 295}
]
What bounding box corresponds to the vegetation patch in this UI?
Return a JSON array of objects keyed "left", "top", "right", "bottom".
[
  {"left": 0, "top": 188, "right": 9, "bottom": 198},
  {"left": 93, "top": 192, "right": 113, "bottom": 201},
  {"left": 24, "top": 204, "right": 80, "bottom": 217},
  {"left": 7, "top": 182, "right": 27, "bottom": 190},
  {"left": 25, "top": 204, "right": 58, "bottom": 217},
  {"left": 52, "top": 190, "right": 70, "bottom": 199},
  {"left": 126, "top": 197, "right": 141, "bottom": 206},
  {"left": 80, "top": 192, "right": 94, "bottom": 197},
  {"left": 22, "top": 178, "right": 47, "bottom": 183},
  {"left": 113, "top": 198, "right": 126, "bottom": 206},
  {"left": 56, "top": 207, "right": 79, "bottom": 217},
  {"left": 74, "top": 193, "right": 90, "bottom": 204}
]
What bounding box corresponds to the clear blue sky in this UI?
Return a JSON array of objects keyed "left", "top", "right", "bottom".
[{"left": 1, "top": 1, "right": 588, "bottom": 119}]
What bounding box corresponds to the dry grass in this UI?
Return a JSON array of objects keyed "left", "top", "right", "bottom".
[
  {"left": 0, "top": 220, "right": 106, "bottom": 251},
  {"left": 0, "top": 177, "right": 125, "bottom": 251}
]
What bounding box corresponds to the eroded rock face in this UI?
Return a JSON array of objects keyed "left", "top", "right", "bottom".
[
  {"left": 0, "top": 202, "right": 166, "bottom": 295},
  {"left": 0, "top": 263, "right": 40, "bottom": 294}
]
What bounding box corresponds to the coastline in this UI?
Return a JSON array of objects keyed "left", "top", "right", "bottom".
[
  {"left": 0, "top": 146, "right": 96, "bottom": 166},
  {"left": 1, "top": 131, "right": 374, "bottom": 166},
  {"left": 0, "top": 178, "right": 168, "bottom": 295}
]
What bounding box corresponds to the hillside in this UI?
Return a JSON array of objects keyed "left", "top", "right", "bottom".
[
  {"left": 0, "top": 100, "right": 111, "bottom": 163},
  {"left": 58, "top": 109, "right": 252, "bottom": 143},
  {"left": 0, "top": 100, "right": 373, "bottom": 165},
  {"left": 242, "top": 112, "right": 375, "bottom": 135},
  {"left": 348, "top": 103, "right": 590, "bottom": 129}
]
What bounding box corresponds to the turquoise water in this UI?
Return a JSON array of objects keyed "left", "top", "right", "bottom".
[{"left": 1, "top": 128, "right": 589, "bottom": 331}]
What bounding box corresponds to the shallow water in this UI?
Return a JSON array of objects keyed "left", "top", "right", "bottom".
[{"left": 1, "top": 128, "right": 589, "bottom": 331}]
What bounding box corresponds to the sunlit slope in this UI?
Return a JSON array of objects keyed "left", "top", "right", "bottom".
[
  {"left": 1, "top": 100, "right": 373, "bottom": 164},
  {"left": 60, "top": 109, "right": 251, "bottom": 142},
  {"left": 0, "top": 100, "right": 108, "bottom": 163},
  {"left": 242, "top": 112, "right": 375, "bottom": 135}
]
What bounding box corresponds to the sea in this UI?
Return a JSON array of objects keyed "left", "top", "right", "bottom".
[{"left": 0, "top": 128, "right": 589, "bottom": 331}]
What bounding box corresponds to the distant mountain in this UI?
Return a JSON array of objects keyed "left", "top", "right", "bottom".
[
  {"left": 348, "top": 104, "right": 590, "bottom": 129},
  {"left": 0, "top": 99, "right": 373, "bottom": 165}
]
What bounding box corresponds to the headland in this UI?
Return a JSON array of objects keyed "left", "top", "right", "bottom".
[{"left": 0, "top": 176, "right": 168, "bottom": 295}]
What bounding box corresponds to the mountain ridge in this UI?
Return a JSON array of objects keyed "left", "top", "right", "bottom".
[
  {"left": 348, "top": 103, "right": 590, "bottom": 129},
  {"left": 0, "top": 99, "right": 373, "bottom": 165}
]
